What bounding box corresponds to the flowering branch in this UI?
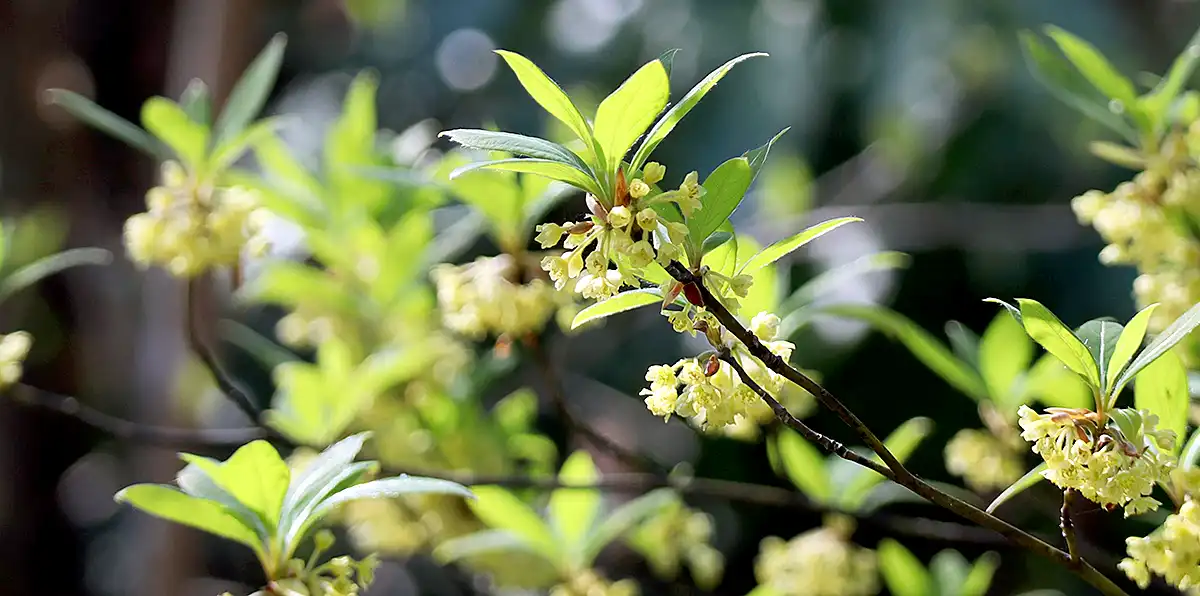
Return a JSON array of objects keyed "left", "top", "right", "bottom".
[{"left": 663, "top": 261, "right": 1130, "bottom": 596}]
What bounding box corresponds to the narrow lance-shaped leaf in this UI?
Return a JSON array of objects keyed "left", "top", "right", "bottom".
[
  {"left": 213, "top": 33, "right": 287, "bottom": 146},
  {"left": 451, "top": 158, "right": 601, "bottom": 198},
  {"left": 311, "top": 476, "right": 474, "bottom": 521},
  {"left": 687, "top": 157, "right": 752, "bottom": 244},
  {"left": 549, "top": 451, "right": 602, "bottom": 553},
  {"left": 593, "top": 59, "right": 669, "bottom": 174},
  {"left": 1107, "top": 304, "right": 1158, "bottom": 394},
  {"left": 1044, "top": 26, "right": 1139, "bottom": 111},
  {"left": 1142, "top": 25, "right": 1200, "bottom": 127},
  {"left": 1134, "top": 349, "right": 1189, "bottom": 453},
  {"left": 630, "top": 52, "right": 768, "bottom": 172},
  {"left": 468, "top": 486, "right": 560, "bottom": 564},
  {"left": 656, "top": 48, "right": 681, "bottom": 78},
  {"left": 743, "top": 127, "right": 790, "bottom": 181},
  {"left": 494, "top": 50, "right": 600, "bottom": 164},
  {"left": 878, "top": 539, "right": 933, "bottom": 596},
  {"left": 838, "top": 417, "right": 932, "bottom": 510},
  {"left": 141, "top": 97, "right": 210, "bottom": 170},
  {"left": 44, "top": 89, "right": 167, "bottom": 158},
  {"left": 978, "top": 310, "right": 1032, "bottom": 400},
  {"left": 1016, "top": 298, "right": 1100, "bottom": 390},
  {"left": 738, "top": 217, "right": 861, "bottom": 276},
  {"left": 440, "top": 129, "right": 593, "bottom": 171},
  {"left": 986, "top": 463, "right": 1047, "bottom": 513},
  {"left": 435, "top": 529, "right": 536, "bottom": 562},
  {"left": 180, "top": 78, "right": 212, "bottom": 126},
  {"left": 0, "top": 248, "right": 112, "bottom": 305},
  {"left": 580, "top": 488, "right": 676, "bottom": 566},
  {"left": 571, "top": 289, "right": 662, "bottom": 329},
  {"left": 1181, "top": 427, "right": 1200, "bottom": 470},
  {"left": 960, "top": 552, "right": 1000, "bottom": 596},
  {"left": 115, "top": 485, "right": 261, "bottom": 551},
  {"left": 1113, "top": 300, "right": 1200, "bottom": 397},
  {"left": 774, "top": 432, "right": 831, "bottom": 503},
  {"left": 1019, "top": 32, "right": 1137, "bottom": 143},
  {"left": 1075, "top": 318, "right": 1123, "bottom": 395}
]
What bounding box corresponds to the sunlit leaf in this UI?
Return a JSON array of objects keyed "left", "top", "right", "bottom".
[
  {"left": 774, "top": 432, "right": 830, "bottom": 503},
  {"left": 738, "top": 217, "right": 861, "bottom": 276},
  {"left": 878, "top": 539, "right": 932, "bottom": 596},
  {"left": 1142, "top": 25, "right": 1200, "bottom": 129},
  {"left": 115, "top": 485, "right": 260, "bottom": 550},
  {"left": 468, "top": 486, "right": 560, "bottom": 564},
  {"left": 494, "top": 50, "right": 599, "bottom": 163},
  {"left": 141, "top": 97, "right": 209, "bottom": 169},
  {"left": 593, "top": 59, "right": 669, "bottom": 174},
  {"left": 1134, "top": 349, "right": 1189, "bottom": 453},
  {"left": 1044, "top": 26, "right": 1139, "bottom": 112},
  {"left": 581, "top": 488, "right": 675, "bottom": 566},
  {"left": 1181, "top": 427, "right": 1200, "bottom": 470},
  {"left": 45, "top": 89, "right": 166, "bottom": 158},
  {"left": 179, "top": 440, "right": 290, "bottom": 528},
  {"left": 1022, "top": 353, "right": 1093, "bottom": 411},
  {"left": 1075, "top": 318, "right": 1123, "bottom": 394},
  {"left": 986, "top": 463, "right": 1047, "bottom": 513},
  {"left": 440, "top": 129, "right": 592, "bottom": 171},
  {"left": 451, "top": 158, "right": 601, "bottom": 198},
  {"left": 312, "top": 476, "right": 473, "bottom": 521},
  {"left": 1016, "top": 298, "right": 1100, "bottom": 389},
  {"left": 1107, "top": 304, "right": 1158, "bottom": 394},
  {"left": 1113, "top": 301, "right": 1200, "bottom": 398},
  {"left": 549, "top": 451, "right": 602, "bottom": 556},
  {"left": 687, "top": 157, "right": 752, "bottom": 244},
  {"left": 960, "top": 552, "right": 1000, "bottom": 596},
  {"left": 978, "top": 310, "right": 1033, "bottom": 401},
  {"left": 1019, "top": 32, "right": 1136, "bottom": 142},
  {"left": 572, "top": 289, "right": 662, "bottom": 329}
]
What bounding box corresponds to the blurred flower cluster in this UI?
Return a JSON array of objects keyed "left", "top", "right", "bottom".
[{"left": 755, "top": 516, "right": 879, "bottom": 596}]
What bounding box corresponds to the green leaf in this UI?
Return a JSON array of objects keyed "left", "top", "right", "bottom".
[
  {"left": 549, "top": 451, "right": 602, "bottom": 557},
  {"left": 984, "top": 297, "right": 1022, "bottom": 325},
  {"left": 180, "top": 440, "right": 290, "bottom": 528},
  {"left": 1134, "top": 349, "right": 1189, "bottom": 453},
  {"left": 1113, "top": 301, "right": 1200, "bottom": 398},
  {"left": 1181, "top": 427, "right": 1200, "bottom": 470},
  {"left": 822, "top": 305, "right": 987, "bottom": 401},
  {"left": 468, "top": 485, "right": 559, "bottom": 563},
  {"left": 781, "top": 251, "right": 910, "bottom": 312},
  {"left": 213, "top": 33, "right": 287, "bottom": 147},
  {"left": 878, "top": 539, "right": 932, "bottom": 596},
  {"left": 593, "top": 59, "right": 669, "bottom": 174},
  {"left": 439, "top": 129, "right": 592, "bottom": 171},
  {"left": 211, "top": 117, "right": 286, "bottom": 173},
  {"left": 581, "top": 488, "right": 676, "bottom": 566},
  {"left": 944, "top": 322, "right": 980, "bottom": 371},
  {"left": 1016, "top": 298, "right": 1100, "bottom": 390},
  {"left": 115, "top": 484, "right": 260, "bottom": 550},
  {"left": 742, "top": 127, "right": 790, "bottom": 182},
  {"left": 45, "top": 89, "right": 166, "bottom": 158},
  {"left": 451, "top": 158, "right": 601, "bottom": 198},
  {"left": 1075, "top": 319, "right": 1124, "bottom": 394},
  {"left": 312, "top": 476, "right": 473, "bottom": 521},
  {"left": 1044, "top": 26, "right": 1139, "bottom": 111},
  {"left": 280, "top": 433, "right": 369, "bottom": 534},
  {"left": 325, "top": 72, "right": 388, "bottom": 214},
  {"left": 180, "top": 79, "right": 212, "bottom": 126},
  {"left": 571, "top": 289, "right": 662, "bottom": 329},
  {"left": 986, "top": 463, "right": 1047, "bottom": 513},
  {"left": 838, "top": 417, "right": 932, "bottom": 511},
  {"left": 1142, "top": 26, "right": 1200, "bottom": 128},
  {"left": 1023, "top": 353, "right": 1094, "bottom": 410},
  {"left": 774, "top": 431, "right": 830, "bottom": 503},
  {"left": 687, "top": 157, "right": 752, "bottom": 244},
  {"left": 1108, "top": 304, "right": 1159, "bottom": 394},
  {"left": 738, "top": 217, "right": 861, "bottom": 276},
  {"left": 657, "top": 48, "right": 681, "bottom": 78},
  {"left": 0, "top": 248, "right": 112, "bottom": 304},
  {"left": 630, "top": 52, "right": 767, "bottom": 172},
  {"left": 700, "top": 231, "right": 734, "bottom": 257},
  {"left": 141, "top": 97, "right": 209, "bottom": 170},
  {"left": 930, "top": 550, "right": 970, "bottom": 596},
  {"left": 960, "top": 552, "right": 1000, "bottom": 596},
  {"left": 435, "top": 529, "right": 537, "bottom": 562},
  {"left": 282, "top": 461, "right": 377, "bottom": 550},
  {"left": 176, "top": 461, "right": 270, "bottom": 543},
  {"left": 494, "top": 50, "right": 597, "bottom": 157},
  {"left": 978, "top": 310, "right": 1033, "bottom": 401},
  {"left": 1019, "top": 32, "right": 1137, "bottom": 142}
]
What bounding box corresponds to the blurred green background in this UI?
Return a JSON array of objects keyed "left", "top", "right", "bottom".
[{"left": 1, "top": 0, "right": 1196, "bottom": 594}]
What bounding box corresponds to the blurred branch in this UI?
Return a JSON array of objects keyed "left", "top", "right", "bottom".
[
  {"left": 6, "top": 383, "right": 265, "bottom": 448},
  {"left": 185, "top": 279, "right": 263, "bottom": 423}
]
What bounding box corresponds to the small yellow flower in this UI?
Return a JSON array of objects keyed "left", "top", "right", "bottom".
[
  {"left": 1120, "top": 497, "right": 1200, "bottom": 591},
  {"left": 0, "top": 331, "right": 32, "bottom": 390},
  {"left": 608, "top": 205, "right": 633, "bottom": 228},
  {"left": 629, "top": 179, "right": 651, "bottom": 199},
  {"left": 636, "top": 208, "right": 659, "bottom": 232},
  {"left": 535, "top": 223, "right": 565, "bottom": 248},
  {"left": 643, "top": 162, "right": 666, "bottom": 185}
]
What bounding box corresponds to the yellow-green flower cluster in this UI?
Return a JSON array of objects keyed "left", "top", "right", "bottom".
[
  {"left": 641, "top": 312, "right": 795, "bottom": 430},
  {"left": 754, "top": 517, "right": 878, "bottom": 596},
  {"left": 944, "top": 428, "right": 1024, "bottom": 492},
  {"left": 0, "top": 331, "right": 32, "bottom": 390},
  {"left": 1017, "top": 406, "right": 1176, "bottom": 516},
  {"left": 633, "top": 500, "right": 724, "bottom": 590},
  {"left": 431, "top": 254, "right": 561, "bottom": 339},
  {"left": 124, "top": 160, "right": 270, "bottom": 277},
  {"left": 1071, "top": 128, "right": 1200, "bottom": 333},
  {"left": 263, "top": 552, "right": 380, "bottom": 596},
  {"left": 1120, "top": 497, "right": 1200, "bottom": 593},
  {"left": 537, "top": 163, "right": 700, "bottom": 301},
  {"left": 549, "top": 570, "right": 639, "bottom": 596}
]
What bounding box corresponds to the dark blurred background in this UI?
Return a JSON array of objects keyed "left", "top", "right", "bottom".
[{"left": 1, "top": 0, "right": 1196, "bottom": 595}]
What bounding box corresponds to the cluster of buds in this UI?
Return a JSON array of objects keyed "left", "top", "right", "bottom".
[
  {"left": 124, "top": 160, "right": 270, "bottom": 277},
  {"left": 0, "top": 331, "right": 32, "bottom": 390},
  {"left": 632, "top": 500, "right": 725, "bottom": 590},
  {"left": 1017, "top": 406, "right": 1176, "bottom": 516},
  {"left": 1120, "top": 496, "right": 1200, "bottom": 592},
  {"left": 943, "top": 428, "right": 1024, "bottom": 492},
  {"left": 536, "top": 162, "right": 701, "bottom": 301},
  {"left": 641, "top": 312, "right": 795, "bottom": 430},
  {"left": 549, "top": 570, "right": 640, "bottom": 596},
  {"left": 754, "top": 516, "right": 878, "bottom": 596},
  {"left": 1071, "top": 126, "right": 1200, "bottom": 335},
  {"left": 431, "top": 254, "right": 560, "bottom": 339}
]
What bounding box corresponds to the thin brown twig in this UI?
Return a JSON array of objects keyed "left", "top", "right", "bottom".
[
  {"left": 1063, "top": 489, "right": 1081, "bottom": 565},
  {"left": 185, "top": 279, "right": 262, "bottom": 424},
  {"left": 663, "top": 261, "right": 1130, "bottom": 596}
]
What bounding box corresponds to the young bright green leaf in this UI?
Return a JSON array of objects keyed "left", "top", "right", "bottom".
[
  {"left": 282, "top": 461, "right": 377, "bottom": 550},
  {"left": 141, "top": 97, "right": 209, "bottom": 169},
  {"left": 1107, "top": 303, "right": 1158, "bottom": 392},
  {"left": 986, "top": 463, "right": 1047, "bottom": 513},
  {"left": 1181, "top": 427, "right": 1200, "bottom": 470},
  {"left": 0, "top": 248, "right": 112, "bottom": 305},
  {"left": 280, "top": 433, "right": 369, "bottom": 528},
  {"left": 1142, "top": 26, "right": 1200, "bottom": 127},
  {"left": 960, "top": 552, "right": 1000, "bottom": 596},
  {"left": 494, "top": 50, "right": 596, "bottom": 154},
  {"left": 325, "top": 72, "right": 390, "bottom": 214},
  {"left": 687, "top": 157, "right": 752, "bottom": 244},
  {"left": 180, "top": 79, "right": 212, "bottom": 126},
  {"left": 212, "top": 33, "right": 287, "bottom": 147},
  {"left": 774, "top": 431, "right": 831, "bottom": 503},
  {"left": 838, "top": 417, "right": 931, "bottom": 511},
  {"left": 700, "top": 230, "right": 734, "bottom": 258},
  {"left": 451, "top": 158, "right": 601, "bottom": 198},
  {"left": 978, "top": 311, "right": 1033, "bottom": 400},
  {"left": 439, "top": 129, "right": 592, "bottom": 171},
  {"left": 1134, "top": 349, "right": 1189, "bottom": 452},
  {"left": 468, "top": 485, "right": 560, "bottom": 563},
  {"left": 211, "top": 117, "right": 286, "bottom": 173},
  {"left": 657, "top": 48, "right": 681, "bottom": 78},
  {"left": 822, "top": 305, "right": 987, "bottom": 401},
  {"left": 176, "top": 461, "right": 270, "bottom": 542},
  {"left": 45, "top": 89, "right": 167, "bottom": 158},
  {"left": 1088, "top": 140, "right": 1146, "bottom": 169},
  {"left": 1044, "top": 26, "right": 1139, "bottom": 111},
  {"left": 593, "top": 59, "right": 669, "bottom": 174},
  {"left": 983, "top": 297, "right": 1022, "bottom": 325},
  {"left": 180, "top": 440, "right": 291, "bottom": 528},
  {"left": 738, "top": 217, "right": 861, "bottom": 276},
  {"left": 571, "top": 289, "right": 662, "bottom": 329},
  {"left": 312, "top": 476, "right": 473, "bottom": 521},
  {"left": 1021, "top": 353, "right": 1094, "bottom": 411},
  {"left": 629, "top": 52, "right": 767, "bottom": 172},
  {"left": 1113, "top": 301, "right": 1200, "bottom": 397},
  {"left": 580, "top": 488, "right": 676, "bottom": 566},
  {"left": 115, "top": 484, "right": 260, "bottom": 550},
  {"left": 743, "top": 127, "right": 790, "bottom": 181},
  {"left": 1018, "top": 32, "right": 1137, "bottom": 142},
  {"left": 878, "top": 539, "right": 932, "bottom": 596},
  {"left": 1016, "top": 298, "right": 1100, "bottom": 389},
  {"left": 1075, "top": 318, "right": 1123, "bottom": 393},
  {"left": 549, "top": 451, "right": 602, "bottom": 554}
]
